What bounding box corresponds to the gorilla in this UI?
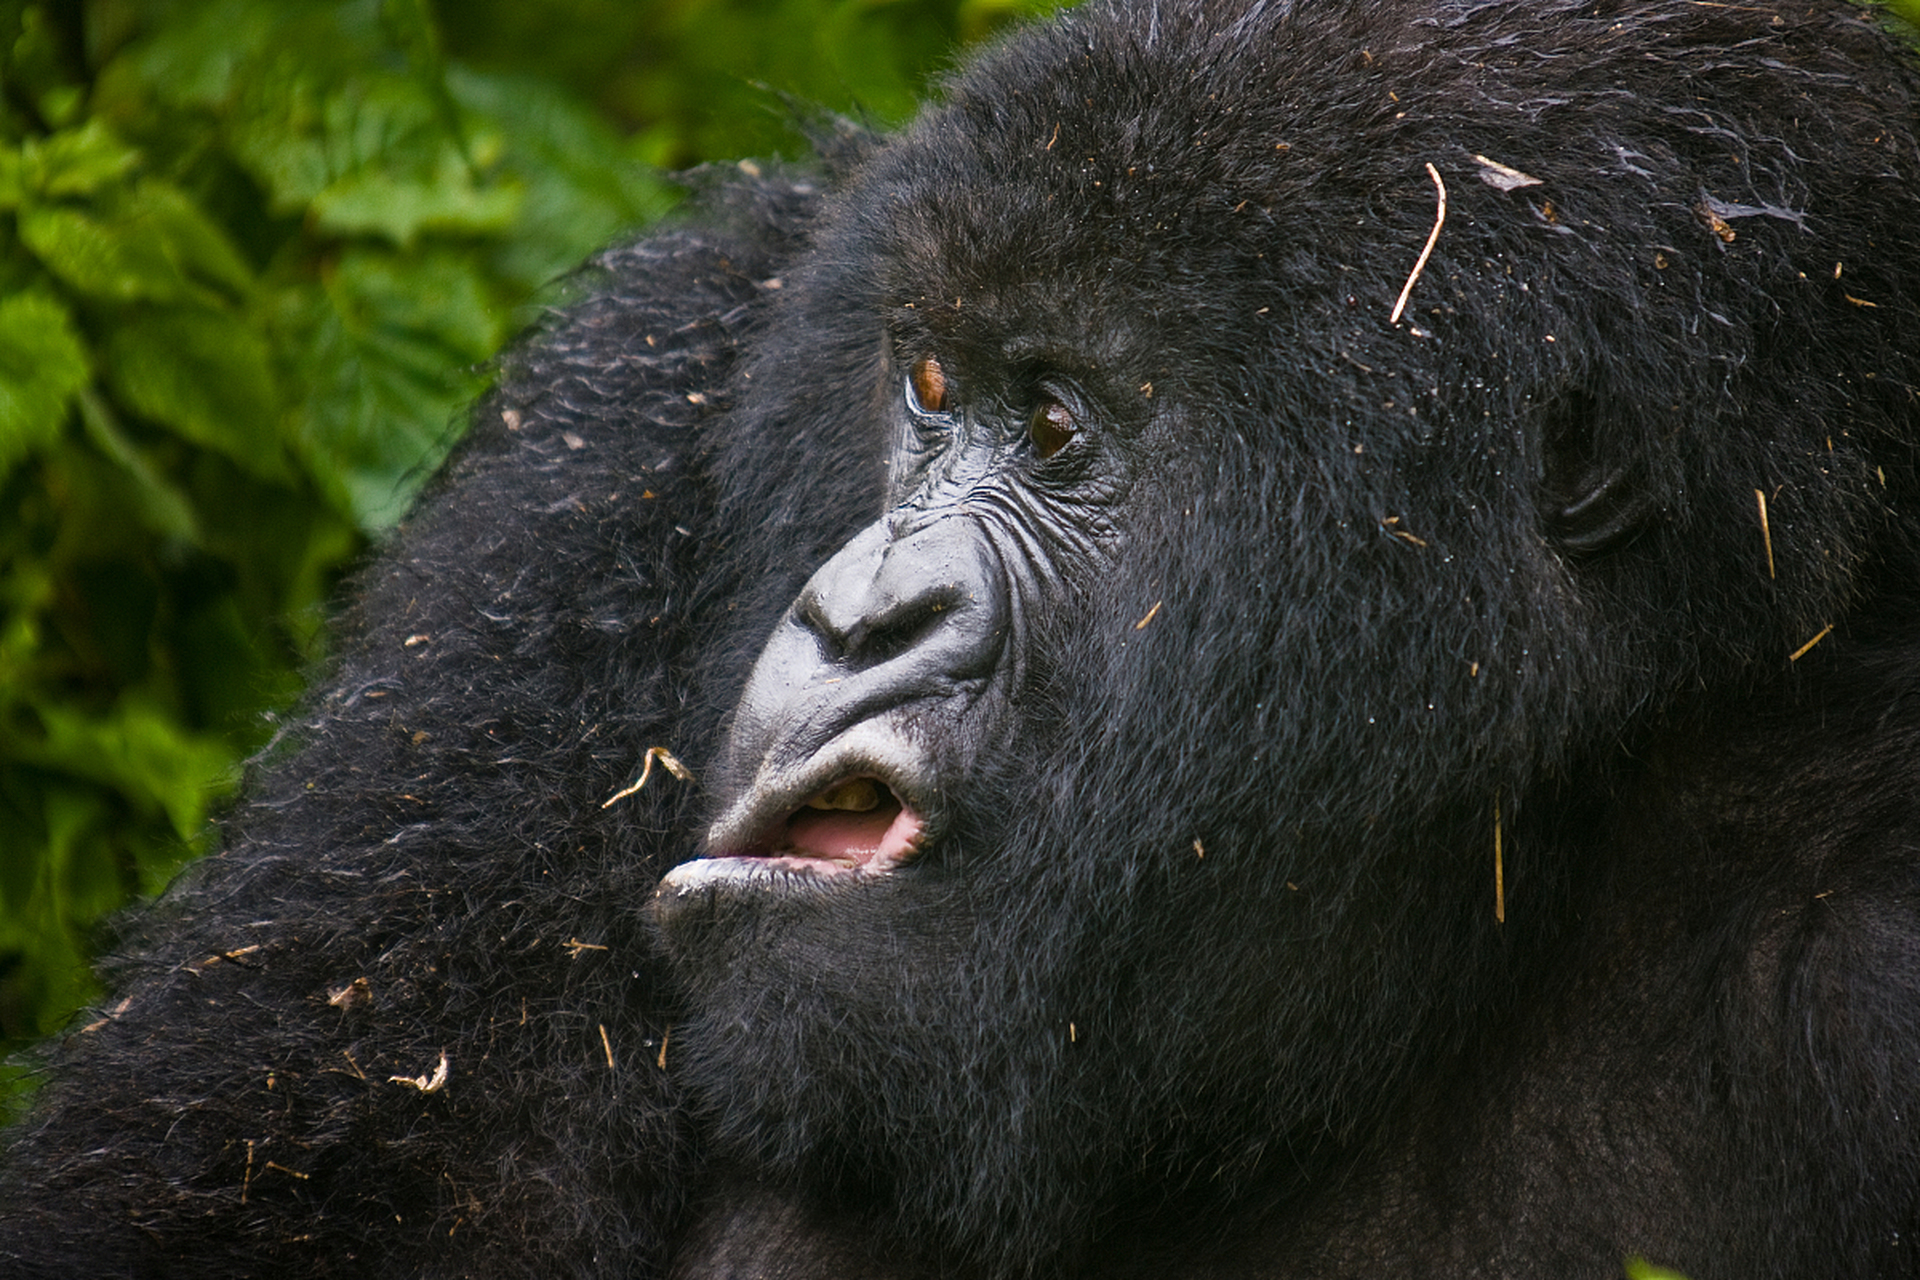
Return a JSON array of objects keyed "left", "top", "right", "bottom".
[{"left": 4, "top": 0, "right": 1920, "bottom": 1275}]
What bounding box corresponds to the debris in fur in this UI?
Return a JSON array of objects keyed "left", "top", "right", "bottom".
[
  {"left": 327, "top": 978, "right": 372, "bottom": 1010},
  {"left": 1471, "top": 154, "right": 1542, "bottom": 191},
  {"left": 1789, "top": 624, "right": 1834, "bottom": 662},
  {"left": 1494, "top": 793, "right": 1506, "bottom": 925},
  {"left": 390, "top": 1051, "right": 451, "bottom": 1093},
  {"left": 1756, "top": 489, "right": 1776, "bottom": 579},
  {"left": 602, "top": 746, "right": 693, "bottom": 808},
  {"left": 1695, "top": 201, "right": 1737, "bottom": 243},
  {"left": 1390, "top": 163, "right": 1447, "bottom": 325}
]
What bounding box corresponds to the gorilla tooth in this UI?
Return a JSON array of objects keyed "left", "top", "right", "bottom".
[
  {"left": 803, "top": 778, "right": 882, "bottom": 811},
  {"left": 782, "top": 782, "right": 918, "bottom": 863}
]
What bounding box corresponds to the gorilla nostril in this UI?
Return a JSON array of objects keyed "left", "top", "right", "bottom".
[
  {"left": 791, "top": 518, "right": 1002, "bottom": 672},
  {"left": 872, "top": 586, "right": 974, "bottom": 661},
  {"left": 804, "top": 582, "right": 968, "bottom": 666}
]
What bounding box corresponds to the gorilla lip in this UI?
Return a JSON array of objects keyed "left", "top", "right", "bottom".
[{"left": 665, "top": 775, "right": 926, "bottom": 892}]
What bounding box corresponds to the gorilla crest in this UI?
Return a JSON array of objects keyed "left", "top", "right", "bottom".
[{"left": 5, "top": 0, "right": 1920, "bottom": 1277}]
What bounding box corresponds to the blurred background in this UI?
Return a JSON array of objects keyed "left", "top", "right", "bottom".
[
  {"left": 0, "top": 0, "right": 1916, "bottom": 1100},
  {"left": 0, "top": 0, "right": 1052, "bottom": 1096}
]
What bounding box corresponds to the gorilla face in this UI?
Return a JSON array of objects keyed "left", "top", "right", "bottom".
[
  {"left": 648, "top": 0, "right": 1908, "bottom": 1263},
  {"left": 684, "top": 348, "right": 1124, "bottom": 888}
]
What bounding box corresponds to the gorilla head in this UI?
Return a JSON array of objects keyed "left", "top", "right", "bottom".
[{"left": 650, "top": 0, "right": 1920, "bottom": 1265}]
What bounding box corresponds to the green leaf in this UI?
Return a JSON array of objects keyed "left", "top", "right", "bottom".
[
  {"left": 274, "top": 248, "right": 501, "bottom": 527},
  {"left": 41, "top": 785, "right": 126, "bottom": 928},
  {"left": 15, "top": 698, "right": 236, "bottom": 841},
  {"left": 0, "top": 293, "right": 89, "bottom": 479},
  {"left": 1625, "top": 1259, "right": 1692, "bottom": 1280},
  {"left": 20, "top": 203, "right": 191, "bottom": 303},
  {"left": 120, "top": 182, "right": 258, "bottom": 299},
  {"left": 0, "top": 146, "right": 23, "bottom": 212},
  {"left": 73, "top": 389, "right": 203, "bottom": 545},
  {"left": 448, "top": 67, "right": 676, "bottom": 289},
  {"left": 18, "top": 181, "right": 256, "bottom": 304},
  {"left": 221, "top": 73, "right": 338, "bottom": 213},
  {"left": 24, "top": 118, "right": 140, "bottom": 199},
  {"left": 102, "top": 306, "right": 288, "bottom": 481},
  {"left": 956, "top": 0, "right": 1059, "bottom": 42},
  {"left": 227, "top": 62, "right": 488, "bottom": 225},
  {"left": 117, "top": 0, "right": 276, "bottom": 110},
  {"left": 312, "top": 148, "right": 522, "bottom": 246},
  {"left": 341, "top": 245, "right": 507, "bottom": 361}
]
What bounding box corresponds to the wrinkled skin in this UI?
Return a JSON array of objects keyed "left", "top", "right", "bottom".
[{"left": 5, "top": 1, "right": 1920, "bottom": 1277}]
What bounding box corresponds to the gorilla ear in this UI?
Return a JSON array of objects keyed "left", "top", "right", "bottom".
[{"left": 1538, "top": 387, "right": 1660, "bottom": 556}]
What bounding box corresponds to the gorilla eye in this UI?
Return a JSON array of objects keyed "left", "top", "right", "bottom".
[
  {"left": 908, "top": 356, "right": 949, "bottom": 415},
  {"left": 1028, "top": 399, "right": 1076, "bottom": 459}
]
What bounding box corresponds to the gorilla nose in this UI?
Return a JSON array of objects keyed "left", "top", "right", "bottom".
[
  {"left": 721, "top": 514, "right": 1011, "bottom": 797},
  {"left": 795, "top": 515, "right": 1004, "bottom": 679}
]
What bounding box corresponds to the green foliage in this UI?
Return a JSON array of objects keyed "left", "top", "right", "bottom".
[
  {"left": 438, "top": 0, "right": 1049, "bottom": 167},
  {"left": 0, "top": 0, "right": 1049, "bottom": 1094},
  {"left": 0, "top": 0, "right": 663, "bottom": 1078},
  {"left": 1625, "top": 1257, "right": 1691, "bottom": 1280}
]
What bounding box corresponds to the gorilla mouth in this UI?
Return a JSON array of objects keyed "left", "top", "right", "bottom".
[
  {"left": 777, "top": 777, "right": 922, "bottom": 866},
  {"left": 661, "top": 775, "right": 926, "bottom": 895}
]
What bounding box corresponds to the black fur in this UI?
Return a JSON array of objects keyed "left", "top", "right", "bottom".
[{"left": 5, "top": 1, "right": 1920, "bottom": 1277}]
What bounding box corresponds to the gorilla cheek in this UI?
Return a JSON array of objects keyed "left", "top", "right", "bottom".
[{"left": 653, "top": 508, "right": 1016, "bottom": 926}]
